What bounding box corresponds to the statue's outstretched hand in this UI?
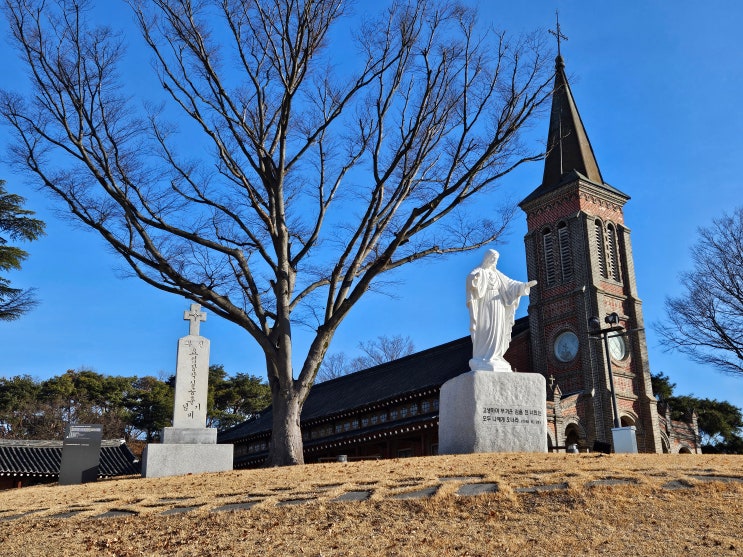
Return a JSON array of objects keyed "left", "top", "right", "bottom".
[{"left": 527, "top": 280, "right": 538, "bottom": 287}]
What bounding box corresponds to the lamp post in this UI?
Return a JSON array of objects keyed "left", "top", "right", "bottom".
[
  {"left": 588, "top": 312, "right": 644, "bottom": 453},
  {"left": 588, "top": 312, "right": 623, "bottom": 429}
]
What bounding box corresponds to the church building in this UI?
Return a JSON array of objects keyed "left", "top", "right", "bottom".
[{"left": 219, "top": 50, "right": 700, "bottom": 466}]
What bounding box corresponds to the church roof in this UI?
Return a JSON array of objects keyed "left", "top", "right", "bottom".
[
  {"left": 521, "top": 55, "right": 628, "bottom": 206},
  {"left": 0, "top": 439, "right": 140, "bottom": 478},
  {"left": 219, "top": 336, "right": 470, "bottom": 443},
  {"left": 219, "top": 317, "right": 531, "bottom": 444}
]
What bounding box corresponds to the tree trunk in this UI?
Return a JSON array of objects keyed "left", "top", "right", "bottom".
[{"left": 266, "top": 389, "right": 304, "bottom": 466}]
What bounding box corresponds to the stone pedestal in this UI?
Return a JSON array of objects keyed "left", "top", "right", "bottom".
[
  {"left": 439, "top": 371, "right": 547, "bottom": 454},
  {"left": 142, "top": 438, "right": 233, "bottom": 478},
  {"left": 611, "top": 426, "right": 638, "bottom": 454}
]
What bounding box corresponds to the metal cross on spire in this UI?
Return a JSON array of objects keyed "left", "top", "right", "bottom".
[
  {"left": 549, "top": 10, "right": 568, "bottom": 58},
  {"left": 184, "top": 303, "right": 207, "bottom": 336}
]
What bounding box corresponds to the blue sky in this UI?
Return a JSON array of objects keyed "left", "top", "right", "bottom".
[{"left": 1, "top": 1, "right": 742, "bottom": 412}]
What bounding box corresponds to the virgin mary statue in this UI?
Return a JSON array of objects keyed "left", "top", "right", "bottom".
[{"left": 466, "top": 249, "right": 537, "bottom": 372}]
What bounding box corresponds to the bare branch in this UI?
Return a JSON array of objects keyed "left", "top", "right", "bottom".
[
  {"left": 656, "top": 207, "right": 743, "bottom": 377},
  {"left": 1, "top": 0, "right": 553, "bottom": 465}
]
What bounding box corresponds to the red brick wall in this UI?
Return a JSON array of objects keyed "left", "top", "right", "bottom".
[{"left": 505, "top": 332, "right": 531, "bottom": 374}]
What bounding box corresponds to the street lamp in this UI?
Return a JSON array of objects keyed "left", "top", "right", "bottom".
[
  {"left": 588, "top": 312, "right": 623, "bottom": 429},
  {"left": 588, "top": 312, "right": 644, "bottom": 453}
]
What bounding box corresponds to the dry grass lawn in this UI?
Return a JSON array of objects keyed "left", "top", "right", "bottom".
[{"left": 0, "top": 453, "right": 741, "bottom": 556}]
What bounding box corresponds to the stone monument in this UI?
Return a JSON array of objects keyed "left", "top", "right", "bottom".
[
  {"left": 141, "top": 304, "right": 233, "bottom": 478},
  {"left": 439, "top": 249, "right": 548, "bottom": 454}
]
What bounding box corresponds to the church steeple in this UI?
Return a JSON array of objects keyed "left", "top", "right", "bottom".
[
  {"left": 519, "top": 19, "right": 662, "bottom": 454},
  {"left": 520, "top": 23, "right": 627, "bottom": 208},
  {"left": 541, "top": 54, "right": 604, "bottom": 188}
]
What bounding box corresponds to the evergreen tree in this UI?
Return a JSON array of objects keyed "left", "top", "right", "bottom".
[
  {"left": 651, "top": 372, "right": 743, "bottom": 453},
  {"left": 0, "top": 369, "right": 137, "bottom": 439},
  {"left": 124, "top": 376, "right": 174, "bottom": 442},
  {"left": 0, "top": 375, "right": 41, "bottom": 437},
  {"left": 208, "top": 364, "right": 271, "bottom": 431},
  {"left": 0, "top": 180, "right": 45, "bottom": 320}
]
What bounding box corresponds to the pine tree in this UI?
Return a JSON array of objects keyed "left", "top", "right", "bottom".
[{"left": 0, "top": 180, "right": 45, "bottom": 320}]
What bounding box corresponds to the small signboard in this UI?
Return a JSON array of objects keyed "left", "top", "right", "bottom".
[{"left": 58, "top": 424, "right": 103, "bottom": 485}]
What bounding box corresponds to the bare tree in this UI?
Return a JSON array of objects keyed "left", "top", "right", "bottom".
[
  {"left": 317, "top": 334, "right": 415, "bottom": 381},
  {"left": 1, "top": 0, "right": 553, "bottom": 465},
  {"left": 356, "top": 334, "right": 415, "bottom": 368},
  {"left": 316, "top": 352, "right": 351, "bottom": 383},
  {"left": 658, "top": 207, "right": 743, "bottom": 377}
]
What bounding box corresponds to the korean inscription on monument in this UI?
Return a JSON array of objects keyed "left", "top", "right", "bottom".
[
  {"left": 183, "top": 339, "right": 206, "bottom": 419},
  {"left": 481, "top": 406, "right": 543, "bottom": 426},
  {"left": 172, "top": 304, "right": 210, "bottom": 429}
]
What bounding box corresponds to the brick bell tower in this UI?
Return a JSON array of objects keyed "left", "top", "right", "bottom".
[{"left": 519, "top": 46, "right": 661, "bottom": 452}]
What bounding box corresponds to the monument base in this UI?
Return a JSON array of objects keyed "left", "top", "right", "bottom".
[
  {"left": 612, "top": 426, "right": 638, "bottom": 454},
  {"left": 142, "top": 443, "right": 233, "bottom": 478},
  {"left": 142, "top": 427, "right": 233, "bottom": 478},
  {"left": 439, "top": 371, "right": 547, "bottom": 454}
]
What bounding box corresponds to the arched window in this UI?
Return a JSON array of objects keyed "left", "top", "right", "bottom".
[
  {"left": 543, "top": 228, "right": 556, "bottom": 286},
  {"left": 557, "top": 222, "right": 572, "bottom": 281},
  {"left": 606, "top": 223, "right": 621, "bottom": 281},
  {"left": 620, "top": 415, "right": 635, "bottom": 428},
  {"left": 595, "top": 219, "right": 607, "bottom": 278},
  {"left": 564, "top": 423, "right": 582, "bottom": 449}
]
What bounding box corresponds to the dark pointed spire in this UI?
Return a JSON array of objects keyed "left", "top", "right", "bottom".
[
  {"left": 520, "top": 20, "right": 620, "bottom": 208},
  {"left": 541, "top": 53, "right": 604, "bottom": 187}
]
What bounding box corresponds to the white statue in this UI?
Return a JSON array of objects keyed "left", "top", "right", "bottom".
[{"left": 466, "top": 249, "right": 537, "bottom": 372}]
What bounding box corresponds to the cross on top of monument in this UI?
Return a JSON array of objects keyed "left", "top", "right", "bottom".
[{"left": 184, "top": 303, "right": 207, "bottom": 336}]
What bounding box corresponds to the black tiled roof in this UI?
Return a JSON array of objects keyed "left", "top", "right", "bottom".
[
  {"left": 219, "top": 316, "right": 530, "bottom": 444},
  {"left": 220, "top": 335, "right": 471, "bottom": 443},
  {"left": 0, "top": 439, "right": 140, "bottom": 478}
]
